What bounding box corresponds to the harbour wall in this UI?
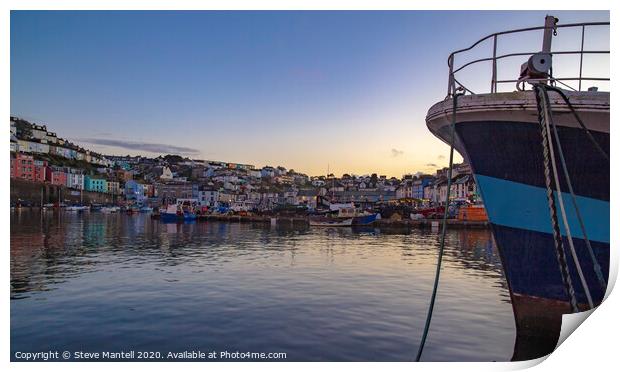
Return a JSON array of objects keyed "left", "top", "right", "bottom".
[{"left": 198, "top": 214, "right": 489, "bottom": 229}]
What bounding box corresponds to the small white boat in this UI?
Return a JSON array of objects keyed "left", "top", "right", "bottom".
[
  {"left": 66, "top": 205, "right": 89, "bottom": 212},
  {"left": 309, "top": 217, "right": 353, "bottom": 227},
  {"left": 101, "top": 206, "right": 119, "bottom": 213}
]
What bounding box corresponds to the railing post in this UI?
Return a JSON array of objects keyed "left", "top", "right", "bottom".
[
  {"left": 447, "top": 55, "right": 454, "bottom": 97},
  {"left": 491, "top": 35, "right": 498, "bottom": 93},
  {"left": 579, "top": 25, "right": 585, "bottom": 91}
]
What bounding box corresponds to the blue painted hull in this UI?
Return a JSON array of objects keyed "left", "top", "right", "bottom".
[
  {"left": 183, "top": 212, "right": 197, "bottom": 220},
  {"left": 352, "top": 213, "right": 379, "bottom": 225},
  {"left": 455, "top": 121, "right": 610, "bottom": 307},
  {"left": 160, "top": 212, "right": 197, "bottom": 222},
  {"left": 475, "top": 174, "right": 609, "bottom": 305}
]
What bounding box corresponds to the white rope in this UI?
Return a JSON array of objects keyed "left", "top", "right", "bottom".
[{"left": 539, "top": 86, "right": 594, "bottom": 309}]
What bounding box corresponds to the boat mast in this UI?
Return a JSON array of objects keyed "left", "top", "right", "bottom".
[{"left": 328, "top": 163, "right": 335, "bottom": 203}]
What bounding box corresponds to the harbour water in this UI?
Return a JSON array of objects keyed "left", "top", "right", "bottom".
[{"left": 11, "top": 210, "right": 515, "bottom": 361}]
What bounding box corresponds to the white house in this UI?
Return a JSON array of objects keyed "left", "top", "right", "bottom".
[
  {"left": 198, "top": 189, "right": 219, "bottom": 208},
  {"left": 218, "top": 192, "right": 235, "bottom": 205},
  {"left": 30, "top": 124, "right": 48, "bottom": 140},
  {"left": 66, "top": 172, "right": 85, "bottom": 190},
  {"left": 248, "top": 169, "right": 262, "bottom": 178},
  {"left": 18, "top": 140, "right": 49, "bottom": 154},
  {"left": 424, "top": 182, "right": 439, "bottom": 204},
  {"left": 44, "top": 132, "right": 58, "bottom": 144},
  {"left": 160, "top": 166, "right": 173, "bottom": 180},
  {"left": 396, "top": 182, "right": 413, "bottom": 199}
]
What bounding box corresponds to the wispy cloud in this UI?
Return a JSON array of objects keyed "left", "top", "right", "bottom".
[
  {"left": 391, "top": 148, "right": 404, "bottom": 157},
  {"left": 78, "top": 138, "right": 200, "bottom": 156},
  {"left": 437, "top": 155, "right": 445, "bottom": 160},
  {"left": 425, "top": 163, "right": 438, "bottom": 167}
]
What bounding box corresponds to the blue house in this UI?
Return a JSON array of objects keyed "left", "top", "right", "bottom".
[
  {"left": 125, "top": 180, "right": 146, "bottom": 203},
  {"left": 413, "top": 176, "right": 434, "bottom": 200}
]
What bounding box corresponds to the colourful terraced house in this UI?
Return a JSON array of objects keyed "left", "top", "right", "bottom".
[{"left": 84, "top": 176, "right": 108, "bottom": 193}]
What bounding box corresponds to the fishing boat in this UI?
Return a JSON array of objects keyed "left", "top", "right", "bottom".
[
  {"left": 177, "top": 199, "right": 198, "bottom": 220},
  {"left": 183, "top": 210, "right": 197, "bottom": 221},
  {"left": 159, "top": 201, "right": 198, "bottom": 222},
  {"left": 310, "top": 202, "right": 374, "bottom": 227},
  {"left": 159, "top": 204, "right": 180, "bottom": 222},
  {"left": 335, "top": 207, "right": 380, "bottom": 225},
  {"left": 425, "top": 16, "right": 609, "bottom": 360},
  {"left": 160, "top": 205, "right": 180, "bottom": 222}
]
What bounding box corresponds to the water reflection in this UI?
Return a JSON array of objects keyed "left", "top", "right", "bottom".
[{"left": 11, "top": 210, "right": 515, "bottom": 361}]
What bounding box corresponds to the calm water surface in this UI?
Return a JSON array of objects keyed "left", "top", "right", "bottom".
[{"left": 11, "top": 210, "right": 515, "bottom": 361}]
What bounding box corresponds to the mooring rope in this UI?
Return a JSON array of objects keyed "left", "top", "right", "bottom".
[
  {"left": 544, "top": 88, "right": 607, "bottom": 292},
  {"left": 534, "top": 84, "right": 580, "bottom": 312},
  {"left": 539, "top": 85, "right": 594, "bottom": 309},
  {"left": 415, "top": 88, "right": 463, "bottom": 362}
]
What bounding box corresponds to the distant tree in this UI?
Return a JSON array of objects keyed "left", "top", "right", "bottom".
[
  {"left": 14, "top": 120, "right": 33, "bottom": 139},
  {"left": 163, "top": 154, "right": 184, "bottom": 164},
  {"left": 180, "top": 168, "right": 192, "bottom": 179},
  {"left": 370, "top": 173, "right": 378, "bottom": 187}
]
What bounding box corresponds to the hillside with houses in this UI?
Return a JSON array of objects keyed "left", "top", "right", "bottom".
[{"left": 10, "top": 116, "right": 481, "bottom": 213}]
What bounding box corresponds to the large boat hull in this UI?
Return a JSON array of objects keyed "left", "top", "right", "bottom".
[{"left": 426, "top": 90, "right": 609, "bottom": 360}]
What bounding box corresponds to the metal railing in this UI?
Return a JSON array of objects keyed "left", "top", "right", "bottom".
[{"left": 447, "top": 21, "right": 610, "bottom": 96}]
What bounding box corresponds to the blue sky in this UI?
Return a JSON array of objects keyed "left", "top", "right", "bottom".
[{"left": 11, "top": 10, "right": 609, "bottom": 176}]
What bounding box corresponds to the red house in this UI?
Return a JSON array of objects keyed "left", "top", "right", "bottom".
[
  {"left": 33, "top": 160, "right": 48, "bottom": 182},
  {"left": 10, "top": 153, "right": 35, "bottom": 181},
  {"left": 46, "top": 167, "right": 67, "bottom": 186}
]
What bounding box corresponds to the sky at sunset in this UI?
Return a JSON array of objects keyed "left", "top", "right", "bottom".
[{"left": 11, "top": 10, "right": 609, "bottom": 177}]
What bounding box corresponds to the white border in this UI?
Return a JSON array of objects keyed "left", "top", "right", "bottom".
[{"left": 3, "top": 1, "right": 616, "bottom": 372}]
